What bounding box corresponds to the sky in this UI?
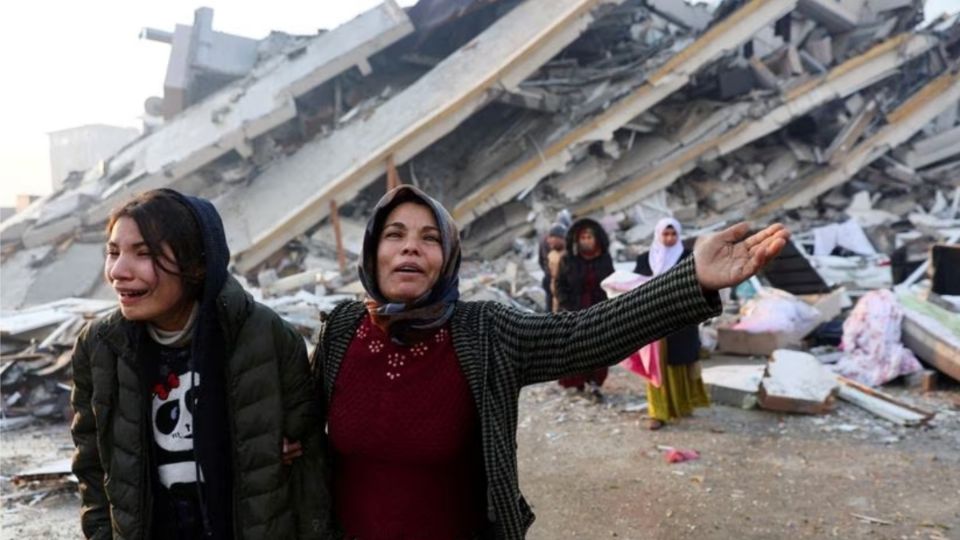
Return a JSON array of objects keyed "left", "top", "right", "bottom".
[
  {"left": 0, "top": 0, "right": 956, "bottom": 207},
  {"left": 0, "top": 1, "right": 415, "bottom": 207}
]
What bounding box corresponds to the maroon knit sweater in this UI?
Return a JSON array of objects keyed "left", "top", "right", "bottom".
[{"left": 328, "top": 315, "right": 487, "bottom": 539}]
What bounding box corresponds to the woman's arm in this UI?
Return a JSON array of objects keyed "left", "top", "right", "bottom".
[
  {"left": 275, "top": 318, "right": 332, "bottom": 539},
  {"left": 492, "top": 256, "right": 720, "bottom": 386},
  {"left": 497, "top": 222, "right": 789, "bottom": 385},
  {"left": 70, "top": 325, "right": 111, "bottom": 540}
]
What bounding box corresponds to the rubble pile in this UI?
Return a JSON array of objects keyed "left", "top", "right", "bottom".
[
  {"left": 0, "top": 299, "right": 115, "bottom": 428},
  {"left": 1, "top": 0, "right": 959, "bottom": 398},
  {"left": 2, "top": 0, "right": 957, "bottom": 300}
]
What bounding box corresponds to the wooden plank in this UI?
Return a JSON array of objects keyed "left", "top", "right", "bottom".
[
  {"left": 386, "top": 155, "right": 401, "bottom": 191},
  {"left": 329, "top": 200, "right": 348, "bottom": 275},
  {"left": 904, "top": 369, "right": 938, "bottom": 392},
  {"left": 836, "top": 377, "right": 934, "bottom": 426}
]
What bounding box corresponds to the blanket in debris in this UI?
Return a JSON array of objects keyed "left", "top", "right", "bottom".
[{"left": 835, "top": 289, "right": 921, "bottom": 386}]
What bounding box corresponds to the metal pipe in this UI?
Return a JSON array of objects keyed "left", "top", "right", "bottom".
[{"left": 140, "top": 27, "right": 173, "bottom": 43}]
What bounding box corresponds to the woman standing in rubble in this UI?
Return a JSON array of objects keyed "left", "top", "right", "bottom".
[
  {"left": 312, "top": 184, "right": 788, "bottom": 539},
  {"left": 634, "top": 217, "right": 710, "bottom": 430},
  {"left": 555, "top": 218, "right": 616, "bottom": 399},
  {"left": 70, "top": 189, "right": 329, "bottom": 539}
]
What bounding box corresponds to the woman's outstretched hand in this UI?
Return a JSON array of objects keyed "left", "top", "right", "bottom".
[{"left": 693, "top": 223, "right": 789, "bottom": 291}]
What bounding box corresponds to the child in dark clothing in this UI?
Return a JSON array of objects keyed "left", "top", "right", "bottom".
[{"left": 556, "top": 218, "right": 616, "bottom": 398}]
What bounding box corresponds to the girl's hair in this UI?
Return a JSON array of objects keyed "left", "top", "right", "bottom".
[{"left": 106, "top": 190, "right": 205, "bottom": 301}]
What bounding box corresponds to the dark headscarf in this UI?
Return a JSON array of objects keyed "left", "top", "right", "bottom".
[
  {"left": 359, "top": 185, "right": 461, "bottom": 345},
  {"left": 159, "top": 189, "right": 233, "bottom": 539}
]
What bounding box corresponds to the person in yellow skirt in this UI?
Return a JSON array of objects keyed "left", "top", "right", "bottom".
[{"left": 633, "top": 218, "right": 710, "bottom": 430}]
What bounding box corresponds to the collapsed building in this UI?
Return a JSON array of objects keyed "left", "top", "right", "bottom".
[
  {"left": 1, "top": 0, "right": 958, "bottom": 335},
  {"left": 0, "top": 0, "right": 959, "bottom": 436}
]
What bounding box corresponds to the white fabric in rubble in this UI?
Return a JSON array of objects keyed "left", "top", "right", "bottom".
[
  {"left": 601, "top": 271, "right": 650, "bottom": 298},
  {"left": 732, "top": 288, "right": 821, "bottom": 334},
  {"left": 812, "top": 219, "right": 877, "bottom": 256},
  {"left": 845, "top": 191, "right": 898, "bottom": 228},
  {"left": 833, "top": 289, "right": 921, "bottom": 387}
]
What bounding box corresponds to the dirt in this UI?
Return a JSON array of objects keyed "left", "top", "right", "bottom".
[
  {"left": 517, "top": 363, "right": 960, "bottom": 540},
  {"left": 1, "top": 422, "right": 82, "bottom": 539},
  {"left": 2, "top": 359, "right": 958, "bottom": 540}
]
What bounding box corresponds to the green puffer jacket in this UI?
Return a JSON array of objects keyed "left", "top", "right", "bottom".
[{"left": 70, "top": 277, "right": 330, "bottom": 539}]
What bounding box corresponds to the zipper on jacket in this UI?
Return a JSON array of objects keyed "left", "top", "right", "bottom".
[
  {"left": 218, "top": 297, "right": 242, "bottom": 539},
  {"left": 130, "top": 328, "right": 155, "bottom": 538}
]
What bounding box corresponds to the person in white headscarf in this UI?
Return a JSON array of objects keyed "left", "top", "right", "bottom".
[{"left": 633, "top": 218, "right": 710, "bottom": 430}]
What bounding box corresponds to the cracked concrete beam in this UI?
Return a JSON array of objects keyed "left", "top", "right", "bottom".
[
  {"left": 752, "top": 68, "right": 960, "bottom": 217},
  {"left": 78, "top": 1, "right": 414, "bottom": 228},
  {"left": 573, "top": 32, "right": 938, "bottom": 216},
  {"left": 224, "top": 0, "right": 617, "bottom": 273},
  {"left": 797, "top": 0, "right": 862, "bottom": 32},
  {"left": 452, "top": 0, "right": 799, "bottom": 227},
  {"left": 897, "top": 124, "right": 960, "bottom": 169},
  {"left": 823, "top": 98, "right": 879, "bottom": 164}
]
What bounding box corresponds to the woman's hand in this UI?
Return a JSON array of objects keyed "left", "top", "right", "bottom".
[
  {"left": 282, "top": 437, "right": 303, "bottom": 465},
  {"left": 693, "top": 223, "right": 789, "bottom": 291}
]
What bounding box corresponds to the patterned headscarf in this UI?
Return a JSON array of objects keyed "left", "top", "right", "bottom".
[
  {"left": 358, "top": 185, "right": 461, "bottom": 344},
  {"left": 650, "top": 217, "right": 684, "bottom": 276}
]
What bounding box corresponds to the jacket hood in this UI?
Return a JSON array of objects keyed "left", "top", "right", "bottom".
[
  {"left": 158, "top": 189, "right": 230, "bottom": 309},
  {"left": 565, "top": 218, "right": 611, "bottom": 256}
]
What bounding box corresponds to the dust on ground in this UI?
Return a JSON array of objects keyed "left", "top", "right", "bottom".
[
  {"left": 2, "top": 359, "right": 958, "bottom": 539},
  {"left": 518, "top": 362, "right": 960, "bottom": 540}
]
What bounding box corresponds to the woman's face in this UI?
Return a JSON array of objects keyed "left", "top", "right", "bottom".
[
  {"left": 660, "top": 226, "right": 678, "bottom": 248},
  {"left": 105, "top": 217, "right": 192, "bottom": 331},
  {"left": 376, "top": 202, "right": 444, "bottom": 303}
]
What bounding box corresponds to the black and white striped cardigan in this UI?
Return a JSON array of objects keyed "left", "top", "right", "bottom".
[{"left": 314, "top": 256, "right": 720, "bottom": 539}]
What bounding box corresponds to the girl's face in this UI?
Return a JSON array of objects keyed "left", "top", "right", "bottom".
[
  {"left": 661, "top": 226, "right": 678, "bottom": 247},
  {"left": 376, "top": 202, "right": 444, "bottom": 303},
  {"left": 577, "top": 229, "right": 597, "bottom": 254},
  {"left": 105, "top": 217, "right": 192, "bottom": 331}
]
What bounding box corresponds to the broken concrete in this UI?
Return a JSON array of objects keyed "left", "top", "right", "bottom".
[
  {"left": 224, "top": 0, "right": 615, "bottom": 272},
  {"left": 758, "top": 349, "right": 838, "bottom": 414}
]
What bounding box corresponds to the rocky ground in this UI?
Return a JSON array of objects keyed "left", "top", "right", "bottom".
[
  {"left": 2, "top": 358, "right": 958, "bottom": 539},
  {"left": 518, "top": 361, "right": 960, "bottom": 540}
]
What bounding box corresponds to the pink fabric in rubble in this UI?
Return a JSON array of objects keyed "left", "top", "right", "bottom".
[
  {"left": 600, "top": 271, "right": 662, "bottom": 387},
  {"left": 622, "top": 341, "right": 662, "bottom": 388},
  {"left": 834, "top": 289, "right": 921, "bottom": 387}
]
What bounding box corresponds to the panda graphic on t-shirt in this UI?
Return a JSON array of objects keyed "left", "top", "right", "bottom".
[{"left": 151, "top": 346, "right": 201, "bottom": 489}]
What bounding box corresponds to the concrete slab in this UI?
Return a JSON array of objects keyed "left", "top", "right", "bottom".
[
  {"left": 757, "top": 68, "right": 960, "bottom": 215},
  {"left": 578, "top": 32, "right": 938, "bottom": 216},
  {"left": 0, "top": 247, "right": 50, "bottom": 309},
  {"left": 758, "top": 350, "right": 838, "bottom": 414},
  {"left": 223, "top": 0, "right": 614, "bottom": 272},
  {"left": 22, "top": 243, "right": 105, "bottom": 308},
  {"left": 702, "top": 364, "right": 765, "bottom": 408},
  {"left": 65, "top": 2, "right": 414, "bottom": 229},
  {"left": 453, "top": 0, "right": 799, "bottom": 227}
]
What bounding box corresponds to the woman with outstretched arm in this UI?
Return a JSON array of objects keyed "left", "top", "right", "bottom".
[{"left": 313, "top": 185, "right": 788, "bottom": 540}]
